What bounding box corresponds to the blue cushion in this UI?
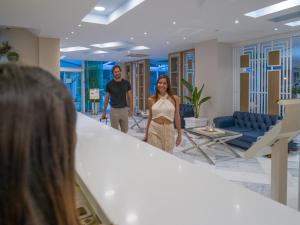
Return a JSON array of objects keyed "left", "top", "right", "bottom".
[
  {"left": 263, "top": 115, "right": 272, "bottom": 128},
  {"left": 213, "top": 116, "right": 234, "bottom": 128},
  {"left": 242, "top": 131, "right": 264, "bottom": 143},
  {"left": 179, "top": 103, "right": 194, "bottom": 128},
  {"left": 225, "top": 126, "right": 251, "bottom": 133},
  {"left": 227, "top": 139, "right": 252, "bottom": 150},
  {"left": 214, "top": 111, "right": 283, "bottom": 150}
]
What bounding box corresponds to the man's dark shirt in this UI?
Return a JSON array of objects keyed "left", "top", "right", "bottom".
[{"left": 106, "top": 79, "right": 131, "bottom": 108}]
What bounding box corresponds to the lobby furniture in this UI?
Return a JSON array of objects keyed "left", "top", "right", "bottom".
[
  {"left": 130, "top": 111, "right": 149, "bottom": 129},
  {"left": 184, "top": 127, "right": 241, "bottom": 165},
  {"left": 179, "top": 103, "right": 194, "bottom": 128},
  {"left": 169, "top": 49, "right": 195, "bottom": 101},
  {"left": 213, "top": 111, "right": 282, "bottom": 150},
  {"left": 125, "top": 59, "right": 150, "bottom": 113},
  {"left": 76, "top": 113, "right": 300, "bottom": 224},
  {"left": 245, "top": 99, "right": 300, "bottom": 210},
  {"left": 169, "top": 52, "right": 182, "bottom": 96}
]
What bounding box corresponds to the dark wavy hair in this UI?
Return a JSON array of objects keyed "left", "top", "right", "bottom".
[
  {"left": 153, "top": 75, "right": 175, "bottom": 102},
  {"left": 111, "top": 65, "right": 121, "bottom": 73},
  {"left": 0, "top": 64, "right": 79, "bottom": 225}
]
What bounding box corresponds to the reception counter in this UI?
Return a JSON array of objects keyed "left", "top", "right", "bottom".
[{"left": 76, "top": 113, "right": 300, "bottom": 225}]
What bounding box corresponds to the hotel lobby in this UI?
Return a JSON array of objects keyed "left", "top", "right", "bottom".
[{"left": 1, "top": 0, "right": 300, "bottom": 224}]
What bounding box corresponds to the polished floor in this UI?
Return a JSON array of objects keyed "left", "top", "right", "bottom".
[{"left": 90, "top": 114, "right": 299, "bottom": 211}]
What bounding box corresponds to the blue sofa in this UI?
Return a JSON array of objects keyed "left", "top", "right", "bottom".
[
  {"left": 213, "top": 111, "right": 298, "bottom": 150},
  {"left": 179, "top": 104, "right": 194, "bottom": 128}
]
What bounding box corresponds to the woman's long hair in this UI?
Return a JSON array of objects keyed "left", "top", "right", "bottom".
[
  {"left": 0, "top": 64, "right": 79, "bottom": 225},
  {"left": 153, "top": 75, "right": 175, "bottom": 102}
]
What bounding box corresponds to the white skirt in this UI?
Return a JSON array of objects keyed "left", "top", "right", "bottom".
[{"left": 147, "top": 121, "right": 175, "bottom": 153}]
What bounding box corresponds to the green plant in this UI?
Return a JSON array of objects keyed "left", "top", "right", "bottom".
[
  {"left": 6, "top": 51, "right": 19, "bottom": 62},
  {"left": 0, "top": 41, "right": 19, "bottom": 62},
  {"left": 181, "top": 78, "right": 211, "bottom": 118},
  {"left": 0, "top": 41, "right": 11, "bottom": 56},
  {"left": 292, "top": 87, "right": 300, "bottom": 95}
]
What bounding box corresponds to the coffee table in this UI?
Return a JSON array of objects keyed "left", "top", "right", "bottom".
[
  {"left": 183, "top": 127, "right": 242, "bottom": 165},
  {"left": 130, "top": 111, "right": 149, "bottom": 129}
]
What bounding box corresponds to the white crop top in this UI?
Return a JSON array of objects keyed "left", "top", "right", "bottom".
[{"left": 151, "top": 94, "right": 175, "bottom": 122}]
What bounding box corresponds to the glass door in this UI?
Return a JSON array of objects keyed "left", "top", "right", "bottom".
[{"left": 60, "top": 71, "right": 82, "bottom": 112}]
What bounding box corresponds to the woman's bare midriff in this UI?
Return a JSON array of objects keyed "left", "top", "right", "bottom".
[{"left": 152, "top": 116, "right": 172, "bottom": 124}]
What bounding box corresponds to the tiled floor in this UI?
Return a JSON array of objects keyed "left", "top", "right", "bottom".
[{"left": 92, "top": 114, "right": 300, "bottom": 211}]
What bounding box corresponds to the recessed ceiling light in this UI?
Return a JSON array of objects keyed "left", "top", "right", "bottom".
[
  {"left": 144, "top": 32, "right": 148, "bottom": 35},
  {"left": 131, "top": 46, "right": 150, "bottom": 50},
  {"left": 173, "top": 21, "right": 176, "bottom": 25},
  {"left": 130, "top": 37, "right": 134, "bottom": 40},
  {"left": 166, "top": 41, "right": 170, "bottom": 45},
  {"left": 235, "top": 20, "right": 239, "bottom": 24},
  {"left": 60, "top": 46, "right": 90, "bottom": 52},
  {"left": 82, "top": 0, "right": 145, "bottom": 25},
  {"left": 244, "top": 0, "right": 300, "bottom": 18},
  {"left": 285, "top": 20, "right": 300, "bottom": 26},
  {"left": 78, "top": 24, "right": 82, "bottom": 27},
  {"left": 183, "top": 37, "right": 186, "bottom": 40},
  {"left": 91, "top": 42, "right": 125, "bottom": 48},
  {"left": 93, "top": 50, "right": 108, "bottom": 54},
  {"left": 71, "top": 31, "right": 74, "bottom": 34},
  {"left": 274, "top": 27, "right": 278, "bottom": 31},
  {"left": 65, "top": 37, "right": 69, "bottom": 40},
  {"left": 94, "top": 6, "right": 106, "bottom": 11}
]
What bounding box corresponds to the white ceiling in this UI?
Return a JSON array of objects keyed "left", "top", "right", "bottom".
[{"left": 1, "top": 0, "right": 300, "bottom": 62}]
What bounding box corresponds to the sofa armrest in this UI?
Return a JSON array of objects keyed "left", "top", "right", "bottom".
[{"left": 213, "top": 116, "right": 234, "bottom": 128}]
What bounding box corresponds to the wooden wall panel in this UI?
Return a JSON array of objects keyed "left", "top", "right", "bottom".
[
  {"left": 240, "top": 73, "right": 249, "bottom": 112},
  {"left": 268, "top": 71, "right": 280, "bottom": 115},
  {"left": 268, "top": 50, "right": 280, "bottom": 66},
  {"left": 240, "top": 55, "right": 249, "bottom": 68}
]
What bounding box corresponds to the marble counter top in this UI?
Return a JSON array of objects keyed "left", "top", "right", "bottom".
[{"left": 76, "top": 113, "right": 300, "bottom": 225}]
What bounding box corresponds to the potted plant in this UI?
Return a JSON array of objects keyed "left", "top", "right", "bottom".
[
  {"left": 0, "top": 41, "right": 19, "bottom": 63},
  {"left": 181, "top": 78, "right": 211, "bottom": 127},
  {"left": 292, "top": 87, "right": 300, "bottom": 99},
  {"left": 6, "top": 51, "right": 19, "bottom": 62}
]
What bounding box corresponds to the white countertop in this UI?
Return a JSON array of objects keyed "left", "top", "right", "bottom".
[{"left": 76, "top": 113, "right": 300, "bottom": 225}]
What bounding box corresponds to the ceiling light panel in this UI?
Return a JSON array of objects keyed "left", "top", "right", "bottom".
[
  {"left": 244, "top": 0, "right": 300, "bottom": 18},
  {"left": 91, "top": 42, "right": 127, "bottom": 48},
  {"left": 285, "top": 20, "right": 300, "bottom": 26},
  {"left": 93, "top": 50, "right": 108, "bottom": 54},
  {"left": 269, "top": 10, "right": 300, "bottom": 22},
  {"left": 82, "top": 0, "right": 145, "bottom": 25},
  {"left": 130, "top": 46, "right": 150, "bottom": 50},
  {"left": 94, "top": 6, "right": 106, "bottom": 11},
  {"left": 60, "top": 47, "right": 90, "bottom": 52}
]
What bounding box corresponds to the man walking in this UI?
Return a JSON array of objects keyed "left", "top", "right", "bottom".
[{"left": 101, "top": 65, "right": 133, "bottom": 133}]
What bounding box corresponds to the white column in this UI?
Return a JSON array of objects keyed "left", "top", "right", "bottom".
[{"left": 38, "top": 37, "right": 60, "bottom": 78}]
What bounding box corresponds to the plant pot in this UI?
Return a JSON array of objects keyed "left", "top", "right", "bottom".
[
  {"left": 184, "top": 117, "right": 208, "bottom": 128},
  {"left": 7, "top": 51, "right": 19, "bottom": 62}
]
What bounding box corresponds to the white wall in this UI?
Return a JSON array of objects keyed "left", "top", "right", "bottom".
[
  {"left": 38, "top": 37, "right": 60, "bottom": 77},
  {"left": 0, "top": 28, "right": 60, "bottom": 78},
  {"left": 0, "top": 28, "right": 38, "bottom": 66},
  {"left": 195, "top": 39, "right": 233, "bottom": 120}
]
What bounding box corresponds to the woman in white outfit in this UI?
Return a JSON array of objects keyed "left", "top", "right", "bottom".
[{"left": 144, "top": 75, "right": 181, "bottom": 153}]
